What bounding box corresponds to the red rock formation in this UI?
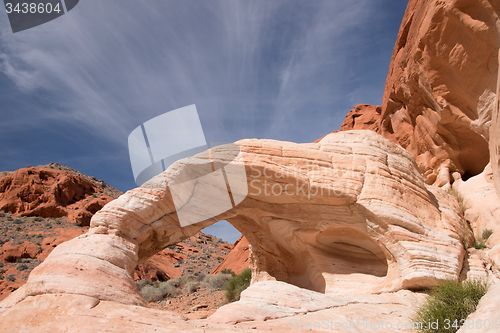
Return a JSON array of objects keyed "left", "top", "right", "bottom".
[
  {"left": 134, "top": 250, "right": 185, "bottom": 281},
  {"left": 212, "top": 236, "right": 249, "bottom": 275},
  {"left": 0, "top": 241, "right": 40, "bottom": 263},
  {"left": 0, "top": 166, "right": 115, "bottom": 225},
  {"left": 315, "top": 104, "right": 382, "bottom": 143},
  {"left": 0, "top": 279, "right": 24, "bottom": 302},
  {"left": 320, "top": 0, "right": 500, "bottom": 186}
]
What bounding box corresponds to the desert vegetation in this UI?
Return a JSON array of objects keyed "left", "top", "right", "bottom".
[
  {"left": 414, "top": 279, "right": 488, "bottom": 333},
  {"left": 447, "top": 188, "right": 466, "bottom": 214},
  {"left": 224, "top": 268, "right": 251, "bottom": 302},
  {"left": 473, "top": 229, "right": 493, "bottom": 250},
  {"left": 135, "top": 269, "right": 252, "bottom": 308}
]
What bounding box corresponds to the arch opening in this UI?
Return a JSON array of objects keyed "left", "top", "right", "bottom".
[{"left": 311, "top": 228, "right": 389, "bottom": 294}]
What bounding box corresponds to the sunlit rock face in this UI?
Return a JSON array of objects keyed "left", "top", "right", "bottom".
[
  {"left": 491, "top": 99, "right": 500, "bottom": 200},
  {"left": 223, "top": 131, "right": 466, "bottom": 294},
  {"left": 326, "top": 0, "right": 500, "bottom": 187}
]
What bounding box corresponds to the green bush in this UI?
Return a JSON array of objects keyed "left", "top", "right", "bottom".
[
  {"left": 414, "top": 279, "right": 488, "bottom": 333},
  {"left": 204, "top": 273, "right": 232, "bottom": 291},
  {"left": 225, "top": 268, "right": 251, "bottom": 303},
  {"left": 482, "top": 229, "right": 493, "bottom": 241},
  {"left": 473, "top": 240, "right": 487, "bottom": 249},
  {"left": 140, "top": 281, "right": 179, "bottom": 303},
  {"left": 473, "top": 229, "right": 493, "bottom": 249}
]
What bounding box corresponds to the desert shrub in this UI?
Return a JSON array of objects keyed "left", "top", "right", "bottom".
[
  {"left": 5, "top": 274, "right": 16, "bottom": 282},
  {"left": 186, "top": 281, "right": 200, "bottom": 293},
  {"left": 17, "top": 264, "right": 29, "bottom": 271},
  {"left": 482, "top": 229, "right": 493, "bottom": 241},
  {"left": 473, "top": 240, "right": 487, "bottom": 249},
  {"left": 135, "top": 279, "right": 154, "bottom": 291},
  {"left": 195, "top": 273, "right": 206, "bottom": 282},
  {"left": 220, "top": 268, "right": 236, "bottom": 276},
  {"left": 225, "top": 269, "right": 251, "bottom": 303},
  {"left": 473, "top": 229, "right": 494, "bottom": 249},
  {"left": 205, "top": 273, "right": 231, "bottom": 291},
  {"left": 168, "top": 277, "right": 183, "bottom": 288},
  {"left": 414, "top": 279, "right": 488, "bottom": 333},
  {"left": 447, "top": 188, "right": 466, "bottom": 213},
  {"left": 140, "top": 281, "right": 179, "bottom": 302}
]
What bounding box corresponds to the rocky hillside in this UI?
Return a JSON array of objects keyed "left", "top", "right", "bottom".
[
  {"left": 0, "top": 165, "right": 236, "bottom": 302},
  {"left": 0, "top": 163, "right": 120, "bottom": 226}
]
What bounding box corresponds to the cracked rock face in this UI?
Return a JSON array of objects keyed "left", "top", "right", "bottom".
[{"left": 0, "top": 131, "right": 467, "bottom": 324}]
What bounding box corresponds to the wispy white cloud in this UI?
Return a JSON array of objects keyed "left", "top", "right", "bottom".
[{"left": 0, "top": 0, "right": 402, "bottom": 148}]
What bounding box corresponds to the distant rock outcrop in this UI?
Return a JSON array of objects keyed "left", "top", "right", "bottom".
[
  {"left": 212, "top": 236, "right": 249, "bottom": 275},
  {"left": 0, "top": 164, "right": 118, "bottom": 226}
]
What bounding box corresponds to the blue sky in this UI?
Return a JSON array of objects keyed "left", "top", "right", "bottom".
[{"left": 0, "top": 1, "right": 407, "bottom": 243}]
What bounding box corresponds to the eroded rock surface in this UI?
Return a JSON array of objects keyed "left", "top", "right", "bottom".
[
  {"left": 455, "top": 164, "right": 500, "bottom": 271},
  {"left": 209, "top": 280, "right": 426, "bottom": 328},
  {"left": 322, "top": 0, "right": 500, "bottom": 187}
]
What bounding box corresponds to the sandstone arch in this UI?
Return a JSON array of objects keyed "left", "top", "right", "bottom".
[{"left": 0, "top": 130, "right": 467, "bottom": 310}]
